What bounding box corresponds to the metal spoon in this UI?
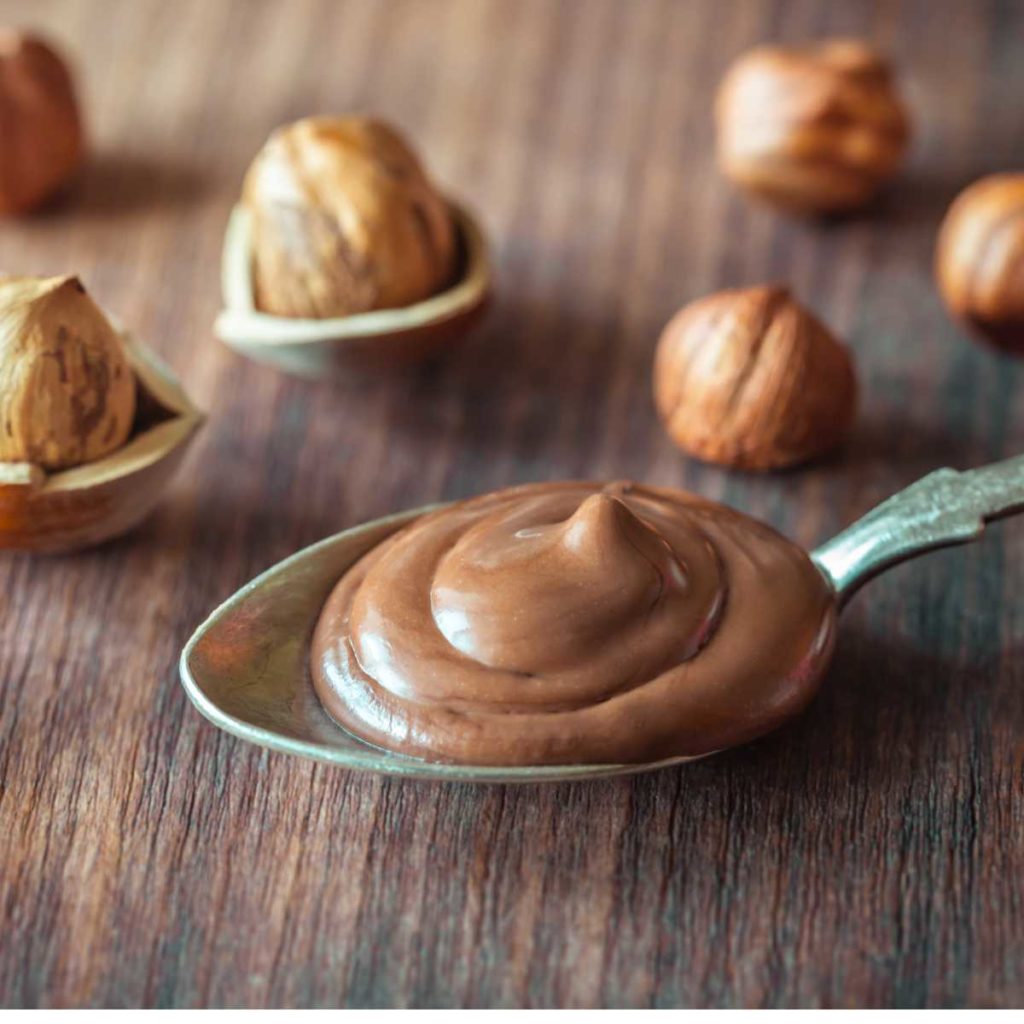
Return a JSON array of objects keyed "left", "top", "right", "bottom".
[{"left": 179, "top": 456, "right": 1024, "bottom": 783}]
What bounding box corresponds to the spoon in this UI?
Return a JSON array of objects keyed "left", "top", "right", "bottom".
[
  {"left": 214, "top": 202, "right": 490, "bottom": 379},
  {"left": 179, "top": 456, "right": 1024, "bottom": 783}
]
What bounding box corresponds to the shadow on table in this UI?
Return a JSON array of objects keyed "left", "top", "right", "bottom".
[
  {"left": 700, "top": 623, "right": 973, "bottom": 786},
  {"left": 872, "top": 162, "right": 1023, "bottom": 229},
  {"left": 381, "top": 294, "right": 661, "bottom": 466},
  {"left": 396, "top": 622, "right": 1000, "bottom": 813},
  {"left": 810, "top": 162, "right": 1015, "bottom": 232},
  {"left": 838, "top": 413, "right": 983, "bottom": 479},
  {"left": 160, "top": 480, "right": 346, "bottom": 575},
  {"left": 50, "top": 150, "right": 208, "bottom": 219}
]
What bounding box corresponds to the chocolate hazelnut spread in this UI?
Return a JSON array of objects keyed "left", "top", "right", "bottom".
[{"left": 311, "top": 481, "right": 837, "bottom": 766}]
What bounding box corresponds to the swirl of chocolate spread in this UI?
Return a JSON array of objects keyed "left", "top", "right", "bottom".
[{"left": 311, "top": 481, "right": 837, "bottom": 765}]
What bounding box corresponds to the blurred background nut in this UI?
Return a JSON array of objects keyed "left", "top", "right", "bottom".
[
  {"left": 935, "top": 173, "right": 1024, "bottom": 355},
  {"left": 243, "top": 115, "right": 458, "bottom": 319},
  {"left": 0, "top": 30, "right": 84, "bottom": 215},
  {"left": 653, "top": 285, "right": 857, "bottom": 470},
  {"left": 715, "top": 40, "right": 910, "bottom": 215},
  {"left": 0, "top": 275, "right": 135, "bottom": 470}
]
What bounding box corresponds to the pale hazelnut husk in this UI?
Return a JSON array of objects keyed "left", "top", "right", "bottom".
[
  {"left": 0, "top": 276, "right": 203, "bottom": 553},
  {"left": 715, "top": 40, "right": 910, "bottom": 214},
  {"left": 0, "top": 30, "right": 84, "bottom": 215},
  {"left": 242, "top": 116, "right": 458, "bottom": 319},
  {"left": 0, "top": 275, "right": 135, "bottom": 470},
  {"left": 653, "top": 286, "right": 857, "bottom": 470},
  {"left": 935, "top": 173, "right": 1024, "bottom": 356}
]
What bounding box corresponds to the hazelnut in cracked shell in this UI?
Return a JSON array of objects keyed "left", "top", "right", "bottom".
[
  {"left": 936, "top": 173, "right": 1024, "bottom": 356},
  {"left": 312, "top": 482, "right": 837, "bottom": 766},
  {"left": 0, "top": 31, "right": 84, "bottom": 215},
  {"left": 715, "top": 40, "right": 909, "bottom": 214},
  {"left": 243, "top": 116, "right": 458, "bottom": 319},
  {"left": 0, "top": 275, "right": 135, "bottom": 470},
  {"left": 653, "top": 286, "right": 857, "bottom": 470}
]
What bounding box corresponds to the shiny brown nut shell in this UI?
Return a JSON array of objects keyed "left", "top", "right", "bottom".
[
  {"left": 715, "top": 40, "right": 909, "bottom": 214},
  {"left": 935, "top": 173, "right": 1024, "bottom": 355},
  {"left": 0, "top": 30, "right": 83, "bottom": 214},
  {"left": 653, "top": 285, "right": 857, "bottom": 470}
]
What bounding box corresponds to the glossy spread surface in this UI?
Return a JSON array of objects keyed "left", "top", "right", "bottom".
[{"left": 311, "top": 481, "right": 837, "bottom": 765}]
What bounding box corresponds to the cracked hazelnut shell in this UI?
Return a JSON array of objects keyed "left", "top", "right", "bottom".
[
  {"left": 935, "top": 173, "right": 1024, "bottom": 355},
  {"left": 243, "top": 116, "right": 458, "bottom": 319},
  {"left": 653, "top": 286, "right": 857, "bottom": 470},
  {"left": 0, "top": 275, "right": 203, "bottom": 553},
  {"left": 0, "top": 30, "right": 83, "bottom": 215},
  {"left": 715, "top": 40, "right": 910, "bottom": 214}
]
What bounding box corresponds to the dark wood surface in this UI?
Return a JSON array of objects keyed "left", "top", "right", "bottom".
[{"left": 1, "top": 0, "right": 1022, "bottom": 1008}]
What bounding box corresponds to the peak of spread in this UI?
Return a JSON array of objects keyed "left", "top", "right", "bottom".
[
  {"left": 312, "top": 481, "right": 837, "bottom": 766},
  {"left": 427, "top": 491, "right": 717, "bottom": 676}
]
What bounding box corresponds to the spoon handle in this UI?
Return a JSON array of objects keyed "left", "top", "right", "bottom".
[{"left": 812, "top": 454, "right": 1024, "bottom": 602}]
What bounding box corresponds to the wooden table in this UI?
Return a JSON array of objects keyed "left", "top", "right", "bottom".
[{"left": 2, "top": 0, "right": 1022, "bottom": 1008}]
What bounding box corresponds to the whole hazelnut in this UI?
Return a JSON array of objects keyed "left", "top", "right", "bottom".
[
  {"left": 653, "top": 286, "right": 857, "bottom": 470},
  {"left": 935, "top": 173, "right": 1024, "bottom": 355},
  {"left": 0, "top": 276, "right": 136, "bottom": 470},
  {"left": 715, "top": 40, "right": 910, "bottom": 214},
  {"left": 243, "top": 116, "right": 458, "bottom": 319},
  {"left": 0, "top": 30, "right": 84, "bottom": 215}
]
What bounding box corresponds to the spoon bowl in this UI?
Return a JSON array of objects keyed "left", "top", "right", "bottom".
[{"left": 180, "top": 456, "right": 1024, "bottom": 782}]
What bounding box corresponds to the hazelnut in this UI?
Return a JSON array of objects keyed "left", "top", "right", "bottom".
[
  {"left": 243, "top": 116, "right": 458, "bottom": 319},
  {"left": 0, "top": 276, "right": 136, "bottom": 470},
  {"left": 653, "top": 286, "right": 857, "bottom": 470},
  {"left": 715, "top": 40, "right": 910, "bottom": 214},
  {"left": 0, "top": 30, "right": 84, "bottom": 215},
  {"left": 0, "top": 278, "right": 203, "bottom": 554},
  {"left": 935, "top": 173, "right": 1024, "bottom": 355}
]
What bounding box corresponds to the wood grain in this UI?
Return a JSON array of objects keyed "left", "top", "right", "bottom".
[{"left": 1, "top": 0, "right": 1022, "bottom": 1008}]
